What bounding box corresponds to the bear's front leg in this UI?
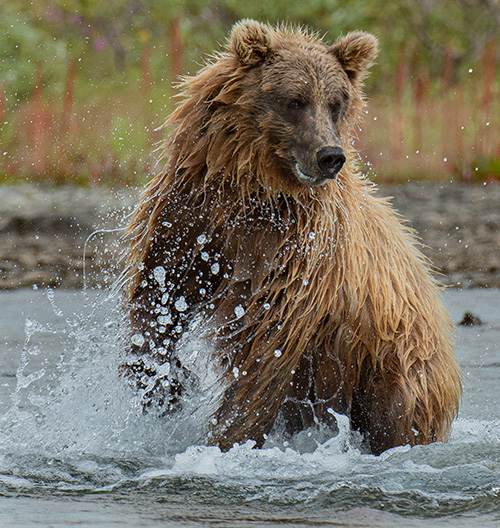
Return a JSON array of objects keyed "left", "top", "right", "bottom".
[
  {"left": 350, "top": 363, "right": 422, "bottom": 454},
  {"left": 207, "top": 341, "right": 303, "bottom": 451},
  {"left": 120, "top": 285, "right": 195, "bottom": 415},
  {"left": 346, "top": 320, "right": 461, "bottom": 454}
]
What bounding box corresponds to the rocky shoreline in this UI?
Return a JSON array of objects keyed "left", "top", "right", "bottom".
[{"left": 1, "top": 182, "right": 499, "bottom": 291}]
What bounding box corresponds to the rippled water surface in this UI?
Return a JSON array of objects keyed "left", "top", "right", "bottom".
[{"left": 0, "top": 288, "right": 499, "bottom": 527}]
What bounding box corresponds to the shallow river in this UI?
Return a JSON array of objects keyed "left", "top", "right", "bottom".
[{"left": 0, "top": 288, "right": 499, "bottom": 527}]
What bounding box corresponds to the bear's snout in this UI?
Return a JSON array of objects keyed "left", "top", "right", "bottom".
[{"left": 317, "top": 147, "right": 346, "bottom": 179}]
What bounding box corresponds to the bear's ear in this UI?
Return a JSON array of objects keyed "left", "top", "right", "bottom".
[
  {"left": 230, "top": 19, "right": 274, "bottom": 67},
  {"left": 330, "top": 32, "right": 379, "bottom": 82}
]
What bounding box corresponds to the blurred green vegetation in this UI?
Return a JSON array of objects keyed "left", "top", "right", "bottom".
[{"left": 1, "top": 0, "right": 500, "bottom": 185}]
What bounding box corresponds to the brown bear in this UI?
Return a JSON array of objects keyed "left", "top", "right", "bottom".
[{"left": 121, "top": 20, "right": 461, "bottom": 454}]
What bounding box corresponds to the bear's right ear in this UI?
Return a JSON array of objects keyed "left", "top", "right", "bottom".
[{"left": 230, "top": 19, "right": 274, "bottom": 67}]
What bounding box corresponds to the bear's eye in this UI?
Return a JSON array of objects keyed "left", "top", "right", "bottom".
[
  {"left": 330, "top": 101, "right": 343, "bottom": 121},
  {"left": 287, "top": 99, "right": 306, "bottom": 111}
]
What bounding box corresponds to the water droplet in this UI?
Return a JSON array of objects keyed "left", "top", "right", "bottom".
[
  {"left": 158, "top": 314, "right": 173, "bottom": 325},
  {"left": 174, "top": 296, "right": 188, "bottom": 312},
  {"left": 233, "top": 367, "right": 239, "bottom": 378},
  {"left": 274, "top": 349, "right": 282, "bottom": 358},
  {"left": 197, "top": 234, "right": 207, "bottom": 244},
  {"left": 211, "top": 263, "right": 220, "bottom": 274},
  {"left": 263, "top": 303, "right": 271, "bottom": 310},
  {"left": 234, "top": 305, "right": 245, "bottom": 318},
  {"left": 153, "top": 266, "right": 166, "bottom": 287},
  {"left": 131, "top": 333, "right": 145, "bottom": 347}
]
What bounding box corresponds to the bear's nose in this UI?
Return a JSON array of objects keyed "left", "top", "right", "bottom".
[{"left": 316, "top": 147, "right": 346, "bottom": 178}]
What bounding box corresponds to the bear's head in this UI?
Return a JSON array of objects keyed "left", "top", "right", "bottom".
[
  {"left": 225, "top": 20, "right": 378, "bottom": 188},
  {"left": 167, "top": 20, "right": 378, "bottom": 195}
]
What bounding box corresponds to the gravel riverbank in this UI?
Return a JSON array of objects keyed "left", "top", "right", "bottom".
[{"left": 0, "top": 181, "right": 499, "bottom": 290}]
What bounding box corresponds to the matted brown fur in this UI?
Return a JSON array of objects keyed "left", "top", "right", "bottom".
[{"left": 122, "top": 20, "right": 461, "bottom": 454}]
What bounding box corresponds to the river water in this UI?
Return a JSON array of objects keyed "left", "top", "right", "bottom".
[{"left": 0, "top": 288, "right": 499, "bottom": 527}]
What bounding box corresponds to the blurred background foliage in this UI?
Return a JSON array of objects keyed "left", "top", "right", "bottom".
[{"left": 1, "top": 0, "right": 500, "bottom": 185}]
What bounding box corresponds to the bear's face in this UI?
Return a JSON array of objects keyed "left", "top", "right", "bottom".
[
  {"left": 258, "top": 46, "right": 352, "bottom": 186},
  {"left": 229, "top": 21, "right": 378, "bottom": 188}
]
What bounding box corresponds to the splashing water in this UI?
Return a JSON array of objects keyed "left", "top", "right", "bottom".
[{"left": 0, "top": 288, "right": 499, "bottom": 527}]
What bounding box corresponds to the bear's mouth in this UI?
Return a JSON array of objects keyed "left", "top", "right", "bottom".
[{"left": 293, "top": 163, "right": 328, "bottom": 186}]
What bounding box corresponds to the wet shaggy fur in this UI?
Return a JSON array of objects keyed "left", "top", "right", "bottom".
[{"left": 121, "top": 20, "right": 461, "bottom": 454}]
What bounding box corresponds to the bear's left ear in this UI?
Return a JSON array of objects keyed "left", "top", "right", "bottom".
[
  {"left": 330, "top": 32, "right": 379, "bottom": 83},
  {"left": 230, "top": 19, "right": 274, "bottom": 67}
]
